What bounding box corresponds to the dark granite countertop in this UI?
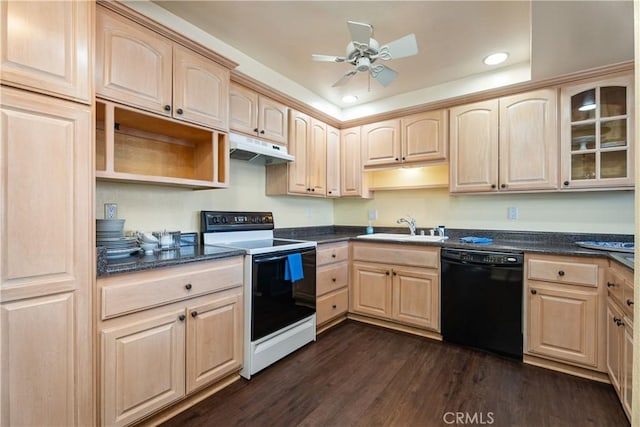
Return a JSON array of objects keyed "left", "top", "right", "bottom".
[
  {"left": 275, "top": 225, "right": 634, "bottom": 270},
  {"left": 97, "top": 245, "right": 245, "bottom": 277},
  {"left": 98, "top": 226, "right": 633, "bottom": 276}
]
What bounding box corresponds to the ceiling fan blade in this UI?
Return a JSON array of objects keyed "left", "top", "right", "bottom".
[
  {"left": 312, "top": 54, "right": 346, "bottom": 63},
  {"left": 371, "top": 64, "right": 398, "bottom": 87},
  {"left": 347, "top": 21, "right": 372, "bottom": 47},
  {"left": 380, "top": 34, "right": 418, "bottom": 59},
  {"left": 332, "top": 69, "right": 358, "bottom": 87}
]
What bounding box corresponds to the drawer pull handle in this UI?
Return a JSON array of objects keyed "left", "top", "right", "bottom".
[
  {"left": 332, "top": 278, "right": 336, "bottom": 282},
  {"left": 614, "top": 317, "right": 624, "bottom": 327},
  {"left": 176, "top": 108, "right": 184, "bottom": 115},
  {"left": 627, "top": 299, "right": 634, "bottom": 306},
  {"left": 164, "top": 105, "right": 171, "bottom": 111},
  {"left": 331, "top": 254, "right": 336, "bottom": 258},
  {"left": 185, "top": 283, "right": 192, "bottom": 290},
  {"left": 332, "top": 304, "right": 337, "bottom": 309},
  {"left": 530, "top": 289, "right": 537, "bottom": 295},
  {"left": 178, "top": 314, "right": 186, "bottom": 321},
  {"left": 558, "top": 270, "right": 565, "bottom": 277},
  {"left": 607, "top": 282, "right": 615, "bottom": 288},
  {"left": 385, "top": 271, "right": 390, "bottom": 276},
  {"left": 191, "top": 311, "right": 198, "bottom": 318}
]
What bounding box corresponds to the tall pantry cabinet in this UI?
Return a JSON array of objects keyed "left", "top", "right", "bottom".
[{"left": 0, "top": 1, "right": 94, "bottom": 426}]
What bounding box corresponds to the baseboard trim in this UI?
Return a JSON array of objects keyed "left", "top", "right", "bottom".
[
  {"left": 523, "top": 354, "right": 610, "bottom": 384},
  {"left": 347, "top": 313, "right": 442, "bottom": 341},
  {"left": 317, "top": 315, "right": 347, "bottom": 335}
]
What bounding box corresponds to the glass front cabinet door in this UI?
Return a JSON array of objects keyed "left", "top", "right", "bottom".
[{"left": 561, "top": 74, "right": 634, "bottom": 189}]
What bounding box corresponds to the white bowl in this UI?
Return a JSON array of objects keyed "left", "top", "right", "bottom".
[{"left": 140, "top": 242, "right": 157, "bottom": 253}]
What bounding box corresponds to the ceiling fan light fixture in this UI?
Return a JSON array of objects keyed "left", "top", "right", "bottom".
[
  {"left": 342, "top": 95, "right": 358, "bottom": 103},
  {"left": 483, "top": 52, "right": 509, "bottom": 65}
]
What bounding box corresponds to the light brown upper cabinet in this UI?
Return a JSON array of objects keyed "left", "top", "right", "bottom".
[
  {"left": 0, "top": 0, "right": 92, "bottom": 103},
  {"left": 362, "top": 110, "right": 447, "bottom": 169},
  {"left": 341, "top": 127, "right": 369, "bottom": 197},
  {"left": 96, "top": 7, "right": 229, "bottom": 131},
  {"left": 326, "top": 125, "right": 341, "bottom": 197},
  {"left": 560, "top": 74, "right": 634, "bottom": 190},
  {"left": 450, "top": 88, "right": 558, "bottom": 193},
  {"left": 266, "top": 110, "right": 326, "bottom": 196},
  {"left": 229, "top": 83, "right": 288, "bottom": 145}
]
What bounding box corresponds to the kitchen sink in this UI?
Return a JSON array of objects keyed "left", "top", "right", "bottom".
[{"left": 356, "top": 233, "right": 448, "bottom": 243}]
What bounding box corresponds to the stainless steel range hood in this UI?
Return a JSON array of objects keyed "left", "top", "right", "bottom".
[{"left": 228, "top": 132, "right": 294, "bottom": 165}]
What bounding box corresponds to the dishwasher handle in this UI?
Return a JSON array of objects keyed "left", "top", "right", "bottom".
[{"left": 441, "top": 249, "right": 523, "bottom": 266}]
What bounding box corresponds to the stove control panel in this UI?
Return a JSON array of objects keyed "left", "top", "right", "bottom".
[{"left": 200, "top": 211, "right": 274, "bottom": 232}]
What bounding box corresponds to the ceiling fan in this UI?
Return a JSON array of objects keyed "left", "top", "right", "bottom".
[{"left": 312, "top": 21, "right": 418, "bottom": 88}]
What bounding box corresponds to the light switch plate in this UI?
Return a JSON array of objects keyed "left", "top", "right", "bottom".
[
  {"left": 507, "top": 207, "right": 519, "bottom": 220},
  {"left": 368, "top": 209, "right": 378, "bottom": 221},
  {"left": 104, "top": 203, "right": 118, "bottom": 219}
]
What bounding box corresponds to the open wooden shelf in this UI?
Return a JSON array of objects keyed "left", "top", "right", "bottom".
[{"left": 96, "top": 100, "right": 228, "bottom": 189}]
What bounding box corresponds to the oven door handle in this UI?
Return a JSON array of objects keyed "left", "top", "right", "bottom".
[{"left": 254, "top": 249, "right": 315, "bottom": 264}]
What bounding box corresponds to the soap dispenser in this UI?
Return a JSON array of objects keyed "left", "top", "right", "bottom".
[{"left": 366, "top": 221, "right": 374, "bottom": 234}]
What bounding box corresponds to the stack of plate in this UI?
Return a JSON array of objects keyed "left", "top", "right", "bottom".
[{"left": 97, "top": 219, "right": 140, "bottom": 259}]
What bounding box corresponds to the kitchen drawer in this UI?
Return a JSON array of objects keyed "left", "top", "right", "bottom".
[
  {"left": 317, "top": 287, "right": 348, "bottom": 325},
  {"left": 527, "top": 256, "right": 599, "bottom": 288},
  {"left": 351, "top": 242, "right": 439, "bottom": 268},
  {"left": 317, "top": 242, "right": 349, "bottom": 266},
  {"left": 317, "top": 262, "right": 348, "bottom": 296},
  {"left": 100, "top": 256, "right": 243, "bottom": 319}
]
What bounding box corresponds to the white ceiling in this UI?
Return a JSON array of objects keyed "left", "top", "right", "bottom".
[{"left": 150, "top": 1, "right": 633, "bottom": 113}]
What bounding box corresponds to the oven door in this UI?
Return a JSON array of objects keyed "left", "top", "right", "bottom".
[{"left": 251, "top": 247, "right": 316, "bottom": 341}]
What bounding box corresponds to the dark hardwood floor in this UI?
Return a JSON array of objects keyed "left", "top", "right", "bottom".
[{"left": 162, "top": 321, "right": 629, "bottom": 427}]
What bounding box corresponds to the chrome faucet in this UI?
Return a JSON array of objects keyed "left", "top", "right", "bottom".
[{"left": 397, "top": 216, "right": 417, "bottom": 236}]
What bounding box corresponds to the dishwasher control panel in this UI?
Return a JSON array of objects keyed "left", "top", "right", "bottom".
[{"left": 443, "top": 249, "right": 523, "bottom": 265}]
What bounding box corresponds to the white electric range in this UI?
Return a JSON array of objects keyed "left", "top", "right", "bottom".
[{"left": 201, "top": 211, "right": 317, "bottom": 379}]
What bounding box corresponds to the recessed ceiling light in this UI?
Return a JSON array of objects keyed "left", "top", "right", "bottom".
[
  {"left": 483, "top": 52, "right": 509, "bottom": 66},
  {"left": 342, "top": 95, "right": 358, "bottom": 103}
]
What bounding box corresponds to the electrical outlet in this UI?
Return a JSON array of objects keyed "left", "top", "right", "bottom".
[
  {"left": 368, "top": 209, "right": 378, "bottom": 221},
  {"left": 104, "top": 203, "right": 118, "bottom": 219},
  {"left": 507, "top": 207, "right": 519, "bottom": 220}
]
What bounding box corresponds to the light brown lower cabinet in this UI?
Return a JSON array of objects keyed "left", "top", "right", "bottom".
[
  {"left": 605, "top": 261, "right": 633, "bottom": 420},
  {"left": 525, "top": 254, "right": 606, "bottom": 372},
  {"left": 101, "top": 288, "right": 242, "bottom": 427},
  {"left": 98, "top": 257, "right": 244, "bottom": 426},
  {"left": 350, "top": 242, "right": 440, "bottom": 332},
  {"left": 316, "top": 242, "right": 349, "bottom": 328}
]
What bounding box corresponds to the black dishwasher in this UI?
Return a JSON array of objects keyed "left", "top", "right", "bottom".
[{"left": 441, "top": 248, "right": 523, "bottom": 359}]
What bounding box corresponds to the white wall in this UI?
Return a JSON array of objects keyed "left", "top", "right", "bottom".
[
  {"left": 96, "top": 160, "right": 334, "bottom": 234},
  {"left": 334, "top": 188, "right": 634, "bottom": 234}
]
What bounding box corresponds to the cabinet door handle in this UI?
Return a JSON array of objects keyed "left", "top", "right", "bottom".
[
  {"left": 563, "top": 180, "right": 570, "bottom": 186},
  {"left": 607, "top": 282, "right": 615, "bottom": 288},
  {"left": 176, "top": 108, "right": 184, "bottom": 115},
  {"left": 385, "top": 271, "right": 390, "bottom": 276},
  {"left": 164, "top": 105, "right": 171, "bottom": 112},
  {"left": 331, "top": 253, "right": 336, "bottom": 258},
  {"left": 402, "top": 157, "right": 405, "bottom": 161},
  {"left": 191, "top": 311, "right": 198, "bottom": 318},
  {"left": 395, "top": 157, "right": 399, "bottom": 161},
  {"left": 178, "top": 314, "right": 186, "bottom": 321},
  {"left": 332, "top": 278, "right": 336, "bottom": 282},
  {"left": 254, "top": 128, "right": 259, "bottom": 132},
  {"left": 530, "top": 289, "right": 537, "bottom": 295},
  {"left": 491, "top": 184, "right": 496, "bottom": 189},
  {"left": 185, "top": 283, "right": 192, "bottom": 290},
  {"left": 328, "top": 191, "right": 332, "bottom": 194},
  {"left": 558, "top": 270, "right": 565, "bottom": 276},
  {"left": 500, "top": 183, "right": 507, "bottom": 189},
  {"left": 627, "top": 299, "right": 634, "bottom": 306},
  {"left": 332, "top": 304, "right": 337, "bottom": 309},
  {"left": 260, "top": 130, "right": 265, "bottom": 134},
  {"left": 311, "top": 188, "right": 315, "bottom": 192},
  {"left": 392, "top": 271, "right": 397, "bottom": 276}
]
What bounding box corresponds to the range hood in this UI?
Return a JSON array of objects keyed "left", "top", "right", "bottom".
[{"left": 228, "top": 132, "right": 294, "bottom": 164}]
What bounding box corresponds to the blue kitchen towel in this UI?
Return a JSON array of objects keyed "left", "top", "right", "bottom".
[
  {"left": 284, "top": 253, "right": 304, "bottom": 282},
  {"left": 460, "top": 236, "right": 493, "bottom": 244}
]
